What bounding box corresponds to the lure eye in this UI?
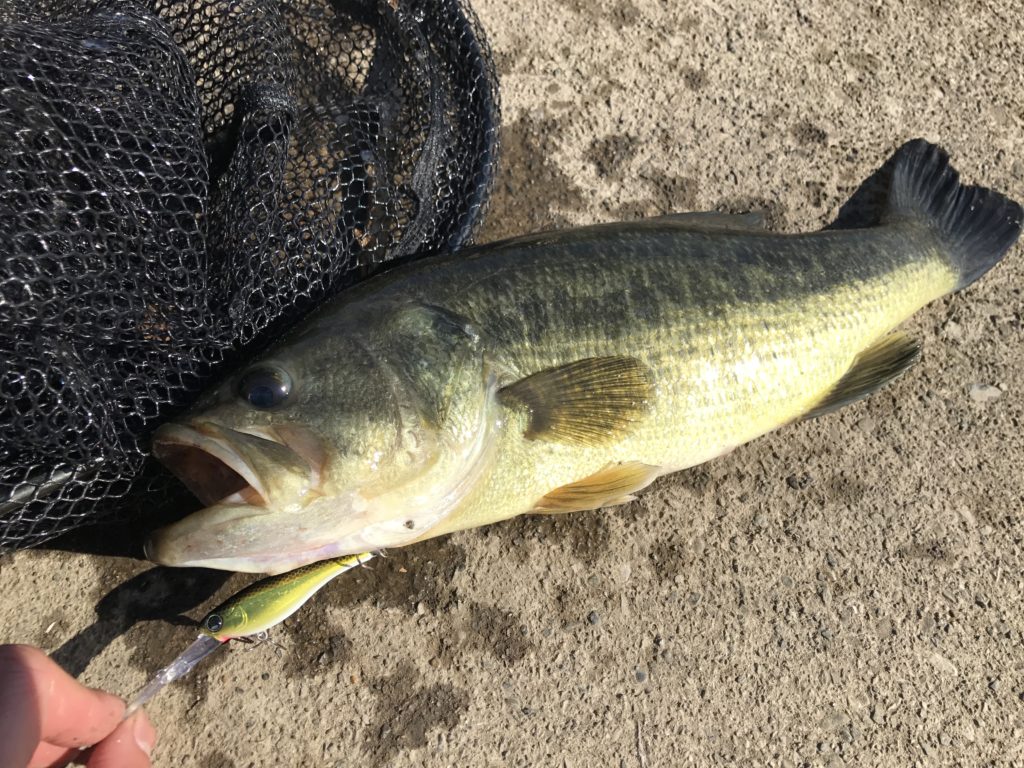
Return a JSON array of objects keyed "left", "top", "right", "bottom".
[
  {"left": 238, "top": 366, "right": 292, "bottom": 409},
  {"left": 204, "top": 614, "right": 224, "bottom": 633}
]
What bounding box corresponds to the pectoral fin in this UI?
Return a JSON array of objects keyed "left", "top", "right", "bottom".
[
  {"left": 804, "top": 332, "right": 921, "bottom": 420},
  {"left": 534, "top": 461, "right": 661, "bottom": 514},
  {"left": 498, "top": 356, "right": 655, "bottom": 445}
]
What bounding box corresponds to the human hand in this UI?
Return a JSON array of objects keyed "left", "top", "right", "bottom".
[{"left": 0, "top": 644, "right": 156, "bottom": 768}]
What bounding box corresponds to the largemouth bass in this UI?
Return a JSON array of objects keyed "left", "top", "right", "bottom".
[{"left": 147, "top": 140, "right": 1021, "bottom": 574}]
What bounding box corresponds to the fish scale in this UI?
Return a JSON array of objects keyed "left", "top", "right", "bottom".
[{"left": 417, "top": 227, "right": 956, "bottom": 536}]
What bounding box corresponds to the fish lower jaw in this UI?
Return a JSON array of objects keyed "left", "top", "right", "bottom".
[
  {"left": 146, "top": 535, "right": 344, "bottom": 574},
  {"left": 145, "top": 498, "right": 406, "bottom": 573}
]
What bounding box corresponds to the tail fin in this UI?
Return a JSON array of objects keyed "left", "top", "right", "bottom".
[{"left": 885, "top": 139, "right": 1022, "bottom": 290}]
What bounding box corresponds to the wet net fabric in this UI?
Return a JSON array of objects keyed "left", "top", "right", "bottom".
[{"left": 0, "top": 0, "right": 499, "bottom": 549}]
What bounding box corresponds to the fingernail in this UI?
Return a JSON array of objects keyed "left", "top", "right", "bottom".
[{"left": 131, "top": 711, "right": 156, "bottom": 756}]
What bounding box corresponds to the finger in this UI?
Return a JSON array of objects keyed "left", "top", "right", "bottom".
[
  {"left": 27, "top": 741, "right": 79, "bottom": 768},
  {"left": 84, "top": 711, "right": 155, "bottom": 768},
  {"left": 0, "top": 645, "right": 46, "bottom": 768},
  {"left": 0, "top": 645, "right": 125, "bottom": 752}
]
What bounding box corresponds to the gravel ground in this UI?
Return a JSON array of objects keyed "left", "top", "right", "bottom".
[{"left": 2, "top": 0, "right": 1023, "bottom": 765}]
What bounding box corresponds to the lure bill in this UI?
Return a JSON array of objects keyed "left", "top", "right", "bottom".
[
  {"left": 124, "top": 552, "right": 374, "bottom": 714},
  {"left": 124, "top": 634, "right": 221, "bottom": 718}
]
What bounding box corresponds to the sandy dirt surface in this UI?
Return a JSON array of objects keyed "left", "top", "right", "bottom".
[{"left": 2, "top": 1, "right": 1023, "bottom": 765}]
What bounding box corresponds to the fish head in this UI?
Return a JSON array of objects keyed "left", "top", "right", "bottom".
[{"left": 147, "top": 302, "right": 498, "bottom": 574}]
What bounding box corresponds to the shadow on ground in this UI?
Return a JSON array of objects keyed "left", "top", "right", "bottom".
[{"left": 50, "top": 564, "right": 230, "bottom": 677}]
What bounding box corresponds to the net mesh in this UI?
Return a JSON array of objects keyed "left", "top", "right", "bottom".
[{"left": 0, "top": 0, "right": 499, "bottom": 549}]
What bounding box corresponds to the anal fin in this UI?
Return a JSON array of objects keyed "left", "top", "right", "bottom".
[
  {"left": 804, "top": 332, "right": 921, "bottom": 420},
  {"left": 533, "top": 461, "right": 660, "bottom": 514}
]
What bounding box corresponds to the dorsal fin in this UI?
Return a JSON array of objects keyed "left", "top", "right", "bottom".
[
  {"left": 534, "top": 461, "right": 660, "bottom": 514},
  {"left": 804, "top": 332, "right": 921, "bottom": 420},
  {"left": 498, "top": 356, "right": 654, "bottom": 446},
  {"left": 646, "top": 210, "right": 767, "bottom": 232}
]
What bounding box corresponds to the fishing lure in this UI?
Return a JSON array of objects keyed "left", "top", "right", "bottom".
[{"left": 125, "top": 551, "right": 374, "bottom": 716}]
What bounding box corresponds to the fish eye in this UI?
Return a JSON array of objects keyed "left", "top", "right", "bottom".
[
  {"left": 204, "top": 613, "right": 223, "bottom": 633},
  {"left": 238, "top": 366, "right": 293, "bottom": 409}
]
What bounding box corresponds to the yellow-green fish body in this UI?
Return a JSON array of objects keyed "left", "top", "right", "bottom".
[{"left": 147, "top": 140, "right": 1021, "bottom": 574}]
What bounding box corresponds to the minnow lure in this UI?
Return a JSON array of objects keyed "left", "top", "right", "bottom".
[{"left": 124, "top": 551, "right": 373, "bottom": 716}]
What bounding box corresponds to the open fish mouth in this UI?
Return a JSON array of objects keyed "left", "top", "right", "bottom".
[
  {"left": 146, "top": 421, "right": 328, "bottom": 570},
  {"left": 152, "top": 423, "right": 271, "bottom": 508}
]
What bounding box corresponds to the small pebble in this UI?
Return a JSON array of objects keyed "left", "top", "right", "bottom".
[
  {"left": 634, "top": 667, "right": 647, "bottom": 682},
  {"left": 969, "top": 383, "right": 1002, "bottom": 403},
  {"left": 929, "top": 652, "right": 958, "bottom": 676},
  {"left": 587, "top": 610, "right": 600, "bottom": 625},
  {"left": 786, "top": 472, "right": 812, "bottom": 490},
  {"left": 856, "top": 416, "right": 877, "bottom": 434}
]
